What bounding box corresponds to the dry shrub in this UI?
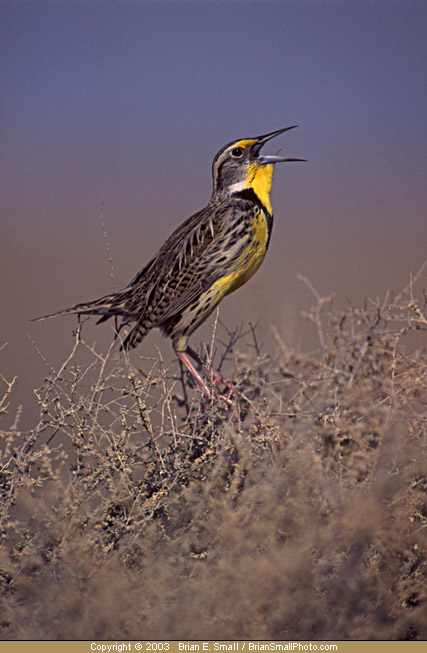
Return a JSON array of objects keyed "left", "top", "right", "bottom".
[{"left": 1, "top": 265, "right": 426, "bottom": 640}]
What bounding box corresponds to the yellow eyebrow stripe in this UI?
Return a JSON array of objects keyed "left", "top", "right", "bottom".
[{"left": 233, "top": 138, "right": 257, "bottom": 149}]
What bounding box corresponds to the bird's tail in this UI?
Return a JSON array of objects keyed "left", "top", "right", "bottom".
[
  {"left": 31, "top": 292, "right": 126, "bottom": 323},
  {"left": 120, "top": 320, "right": 152, "bottom": 351},
  {"left": 32, "top": 293, "right": 155, "bottom": 351}
]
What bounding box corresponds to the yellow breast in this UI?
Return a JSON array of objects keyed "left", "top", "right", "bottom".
[{"left": 210, "top": 208, "right": 269, "bottom": 299}]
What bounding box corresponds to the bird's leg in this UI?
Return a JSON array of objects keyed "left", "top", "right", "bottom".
[
  {"left": 181, "top": 347, "right": 238, "bottom": 421},
  {"left": 186, "top": 346, "right": 235, "bottom": 394},
  {"left": 176, "top": 350, "right": 212, "bottom": 401}
]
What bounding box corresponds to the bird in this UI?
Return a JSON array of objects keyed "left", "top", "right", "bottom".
[{"left": 34, "top": 127, "right": 304, "bottom": 413}]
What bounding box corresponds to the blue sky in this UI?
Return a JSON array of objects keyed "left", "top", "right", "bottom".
[{"left": 2, "top": 2, "right": 426, "bottom": 217}]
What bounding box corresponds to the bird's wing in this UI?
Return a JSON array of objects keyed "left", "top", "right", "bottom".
[{"left": 145, "top": 197, "right": 255, "bottom": 324}]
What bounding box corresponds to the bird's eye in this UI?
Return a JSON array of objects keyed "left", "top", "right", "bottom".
[{"left": 231, "top": 147, "right": 243, "bottom": 158}]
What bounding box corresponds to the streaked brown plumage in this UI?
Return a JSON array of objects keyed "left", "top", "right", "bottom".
[{"left": 34, "top": 127, "right": 304, "bottom": 413}]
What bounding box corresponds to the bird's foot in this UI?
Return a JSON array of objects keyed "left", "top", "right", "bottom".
[
  {"left": 216, "top": 392, "right": 239, "bottom": 422},
  {"left": 211, "top": 369, "right": 235, "bottom": 393},
  {"left": 177, "top": 350, "right": 238, "bottom": 421}
]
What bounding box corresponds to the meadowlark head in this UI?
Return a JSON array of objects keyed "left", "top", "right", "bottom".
[{"left": 211, "top": 126, "right": 304, "bottom": 213}]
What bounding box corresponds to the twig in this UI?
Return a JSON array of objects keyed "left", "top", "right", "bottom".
[
  {"left": 394, "top": 258, "right": 427, "bottom": 304},
  {"left": 99, "top": 199, "right": 116, "bottom": 292}
]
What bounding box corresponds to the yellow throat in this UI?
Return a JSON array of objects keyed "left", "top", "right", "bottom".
[{"left": 246, "top": 162, "right": 274, "bottom": 215}]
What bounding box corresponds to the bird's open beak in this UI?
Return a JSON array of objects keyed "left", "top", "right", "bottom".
[{"left": 252, "top": 126, "right": 306, "bottom": 164}]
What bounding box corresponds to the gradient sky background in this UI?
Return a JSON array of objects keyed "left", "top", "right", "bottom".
[{"left": 1, "top": 1, "right": 426, "bottom": 426}]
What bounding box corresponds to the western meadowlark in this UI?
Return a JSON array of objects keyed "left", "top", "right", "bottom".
[{"left": 35, "top": 127, "right": 303, "bottom": 412}]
